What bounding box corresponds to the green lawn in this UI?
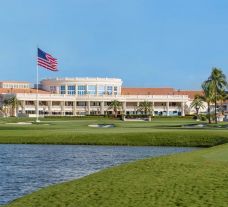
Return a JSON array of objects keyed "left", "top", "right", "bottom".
[
  {"left": 1, "top": 117, "right": 228, "bottom": 207},
  {"left": 4, "top": 143, "right": 228, "bottom": 207},
  {"left": 0, "top": 117, "right": 227, "bottom": 147}
]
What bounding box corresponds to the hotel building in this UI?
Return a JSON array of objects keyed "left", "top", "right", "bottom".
[{"left": 0, "top": 77, "right": 226, "bottom": 118}]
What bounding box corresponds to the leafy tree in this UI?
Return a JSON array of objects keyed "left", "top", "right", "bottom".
[
  {"left": 207, "top": 68, "right": 227, "bottom": 123},
  {"left": 201, "top": 80, "right": 215, "bottom": 123},
  {"left": 190, "top": 94, "right": 205, "bottom": 119},
  {"left": 137, "top": 101, "right": 153, "bottom": 115},
  {"left": 3, "top": 96, "right": 21, "bottom": 117},
  {"left": 0, "top": 106, "right": 6, "bottom": 117},
  {"left": 108, "top": 100, "right": 123, "bottom": 118},
  {"left": 217, "top": 90, "right": 228, "bottom": 116}
]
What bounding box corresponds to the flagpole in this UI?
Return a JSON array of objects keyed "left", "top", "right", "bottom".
[{"left": 36, "top": 47, "right": 39, "bottom": 123}]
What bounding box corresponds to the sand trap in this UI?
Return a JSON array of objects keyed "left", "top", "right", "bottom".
[
  {"left": 182, "top": 124, "right": 206, "bottom": 128},
  {"left": 88, "top": 124, "right": 115, "bottom": 128},
  {"left": 6, "top": 122, "right": 32, "bottom": 125}
]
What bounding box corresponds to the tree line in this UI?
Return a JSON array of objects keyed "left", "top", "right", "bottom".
[{"left": 190, "top": 67, "right": 228, "bottom": 123}]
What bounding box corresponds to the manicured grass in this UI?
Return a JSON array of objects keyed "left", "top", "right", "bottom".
[
  {"left": 1, "top": 117, "right": 228, "bottom": 206},
  {"left": 0, "top": 117, "right": 227, "bottom": 147},
  {"left": 4, "top": 143, "right": 228, "bottom": 207}
]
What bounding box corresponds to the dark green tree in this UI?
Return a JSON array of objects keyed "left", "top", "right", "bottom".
[
  {"left": 190, "top": 94, "right": 205, "bottom": 119},
  {"left": 137, "top": 101, "right": 153, "bottom": 115},
  {"left": 207, "top": 68, "right": 227, "bottom": 123},
  {"left": 108, "top": 100, "right": 123, "bottom": 118}
]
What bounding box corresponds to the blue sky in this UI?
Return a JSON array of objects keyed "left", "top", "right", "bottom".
[{"left": 0, "top": 0, "right": 228, "bottom": 89}]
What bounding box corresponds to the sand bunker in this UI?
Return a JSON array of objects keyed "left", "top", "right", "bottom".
[
  {"left": 182, "top": 124, "right": 206, "bottom": 128},
  {"left": 88, "top": 124, "right": 115, "bottom": 128},
  {"left": 6, "top": 122, "right": 32, "bottom": 125}
]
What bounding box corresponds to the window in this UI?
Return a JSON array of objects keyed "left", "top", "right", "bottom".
[
  {"left": 50, "top": 86, "right": 56, "bottom": 93},
  {"left": 91, "top": 102, "right": 100, "bottom": 106},
  {"left": 68, "top": 85, "right": 76, "bottom": 95},
  {"left": 60, "top": 85, "right": 66, "bottom": 94},
  {"left": 78, "top": 85, "right": 86, "bottom": 95},
  {"left": 25, "top": 101, "right": 35, "bottom": 105},
  {"left": 107, "top": 86, "right": 112, "bottom": 95},
  {"left": 114, "top": 86, "right": 118, "bottom": 95},
  {"left": 97, "top": 85, "right": 105, "bottom": 95},
  {"left": 77, "top": 101, "right": 86, "bottom": 106},
  {"left": 65, "top": 101, "right": 73, "bottom": 106},
  {"left": 87, "top": 85, "right": 96, "bottom": 95}
]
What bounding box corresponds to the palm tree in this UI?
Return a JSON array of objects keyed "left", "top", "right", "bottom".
[
  {"left": 2, "top": 98, "right": 11, "bottom": 116},
  {"left": 190, "top": 94, "right": 205, "bottom": 119},
  {"left": 201, "top": 80, "right": 215, "bottom": 124},
  {"left": 217, "top": 91, "right": 228, "bottom": 116},
  {"left": 207, "top": 68, "right": 227, "bottom": 123},
  {"left": 3, "top": 96, "right": 21, "bottom": 117},
  {"left": 108, "top": 100, "right": 123, "bottom": 118},
  {"left": 0, "top": 106, "right": 6, "bottom": 117},
  {"left": 137, "top": 101, "right": 153, "bottom": 116}
]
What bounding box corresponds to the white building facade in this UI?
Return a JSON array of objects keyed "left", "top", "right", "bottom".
[{"left": 0, "top": 77, "right": 214, "bottom": 117}]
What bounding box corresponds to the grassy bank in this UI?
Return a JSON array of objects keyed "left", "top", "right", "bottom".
[
  {"left": 0, "top": 117, "right": 228, "bottom": 147},
  {"left": 4, "top": 143, "right": 228, "bottom": 207},
  {"left": 1, "top": 117, "right": 228, "bottom": 206}
]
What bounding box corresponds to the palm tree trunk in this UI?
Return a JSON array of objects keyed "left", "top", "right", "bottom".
[
  {"left": 114, "top": 109, "right": 117, "bottom": 118},
  {"left": 207, "top": 102, "right": 211, "bottom": 124},
  {"left": 196, "top": 108, "right": 199, "bottom": 119},
  {"left": 215, "top": 90, "right": 217, "bottom": 124}
]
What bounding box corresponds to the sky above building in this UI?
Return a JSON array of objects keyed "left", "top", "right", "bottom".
[{"left": 0, "top": 0, "right": 228, "bottom": 89}]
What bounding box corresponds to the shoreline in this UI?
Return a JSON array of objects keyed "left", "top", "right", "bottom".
[
  {"left": 3, "top": 143, "right": 228, "bottom": 207},
  {"left": 1, "top": 118, "right": 228, "bottom": 206}
]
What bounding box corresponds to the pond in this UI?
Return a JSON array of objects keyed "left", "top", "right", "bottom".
[{"left": 0, "top": 144, "right": 198, "bottom": 205}]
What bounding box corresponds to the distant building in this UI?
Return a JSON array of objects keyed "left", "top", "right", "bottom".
[
  {"left": 0, "top": 77, "right": 221, "bottom": 117},
  {"left": 0, "top": 81, "right": 30, "bottom": 89}
]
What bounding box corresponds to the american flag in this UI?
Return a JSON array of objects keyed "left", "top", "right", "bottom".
[{"left": 37, "top": 48, "right": 58, "bottom": 71}]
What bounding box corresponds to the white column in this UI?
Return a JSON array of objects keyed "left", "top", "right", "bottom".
[
  {"left": 100, "top": 101, "right": 104, "bottom": 115},
  {"left": 73, "top": 101, "right": 77, "bottom": 116},
  {"left": 35, "top": 101, "right": 39, "bottom": 117},
  {"left": 56, "top": 86, "right": 60, "bottom": 94},
  {"left": 152, "top": 102, "right": 155, "bottom": 116},
  {"left": 75, "top": 84, "right": 78, "bottom": 96},
  {"left": 87, "top": 101, "right": 90, "bottom": 115},
  {"left": 96, "top": 84, "right": 98, "bottom": 96},
  {"left": 48, "top": 101, "right": 52, "bottom": 116},
  {"left": 166, "top": 102, "right": 169, "bottom": 116},
  {"left": 65, "top": 84, "right": 68, "bottom": 95},
  {"left": 123, "top": 102, "right": 126, "bottom": 115},
  {"left": 61, "top": 101, "right": 65, "bottom": 116},
  {"left": 136, "top": 102, "right": 139, "bottom": 115},
  {"left": 86, "top": 84, "right": 88, "bottom": 95},
  {"left": 181, "top": 102, "right": 185, "bottom": 116},
  {"left": 22, "top": 100, "right": 26, "bottom": 114}
]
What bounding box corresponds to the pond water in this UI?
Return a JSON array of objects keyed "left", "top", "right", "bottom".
[{"left": 0, "top": 144, "right": 198, "bottom": 205}]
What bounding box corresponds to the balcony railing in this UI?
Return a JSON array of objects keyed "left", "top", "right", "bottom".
[{"left": 16, "top": 93, "right": 189, "bottom": 102}]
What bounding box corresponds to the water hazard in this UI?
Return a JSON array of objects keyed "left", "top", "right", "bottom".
[{"left": 0, "top": 144, "right": 198, "bottom": 205}]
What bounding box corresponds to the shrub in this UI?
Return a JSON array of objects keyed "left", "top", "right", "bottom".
[
  {"left": 200, "top": 115, "right": 207, "bottom": 121},
  {"left": 193, "top": 115, "right": 198, "bottom": 120}
]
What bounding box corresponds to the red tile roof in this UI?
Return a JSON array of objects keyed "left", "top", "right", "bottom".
[
  {"left": 121, "top": 88, "right": 175, "bottom": 95},
  {"left": 173, "top": 90, "right": 203, "bottom": 99},
  {"left": 121, "top": 88, "right": 203, "bottom": 99},
  {"left": 0, "top": 88, "right": 50, "bottom": 94}
]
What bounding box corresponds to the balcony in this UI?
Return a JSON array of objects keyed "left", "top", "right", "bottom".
[{"left": 16, "top": 93, "right": 189, "bottom": 103}]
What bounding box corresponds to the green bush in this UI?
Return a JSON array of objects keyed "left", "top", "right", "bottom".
[
  {"left": 192, "top": 114, "right": 207, "bottom": 121},
  {"left": 200, "top": 115, "right": 207, "bottom": 121},
  {"left": 125, "top": 115, "right": 149, "bottom": 119}
]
